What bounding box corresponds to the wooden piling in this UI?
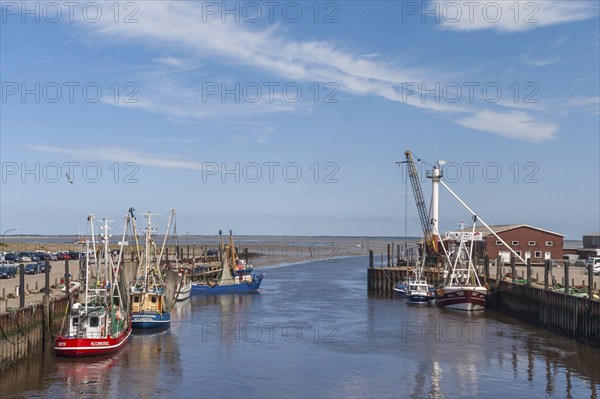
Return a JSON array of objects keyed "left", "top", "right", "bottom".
[
  {"left": 544, "top": 259, "right": 550, "bottom": 290},
  {"left": 19, "top": 263, "right": 25, "bottom": 308},
  {"left": 564, "top": 260, "right": 570, "bottom": 296},
  {"left": 495, "top": 256, "right": 502, "bottom": 288},
  {"left": 526, "top": 258, "right": 531, "bottom": 286},
  {"left": 511, "top": 256, "right": 516, "bottom": 284},
  {"left": 387, "top": 244, "right": 391, "bottom": 267},
  {"left": 589, "top": 262, "right": 594, "bottom": 301},
  {"left": 369, "top": 250, "right": 373, "bottom": 269}
]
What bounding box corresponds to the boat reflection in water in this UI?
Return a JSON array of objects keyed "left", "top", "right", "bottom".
[{"left": 2, "top": 256, "right": 599, "bottom": 398}]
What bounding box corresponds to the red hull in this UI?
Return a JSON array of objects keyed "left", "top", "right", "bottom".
[
  {"left": 435, "top": 287, "right": 487, "bottom": 311},
  {"left": 54, "top": 326, "right": 132, "bottom": 357}
]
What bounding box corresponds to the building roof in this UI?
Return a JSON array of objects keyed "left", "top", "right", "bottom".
[
  {"left": 469, "top": 224, "right": 565, "bottom": 237},
  {"left": 583, "top": 232, "right": 600, "bottom": 237}
]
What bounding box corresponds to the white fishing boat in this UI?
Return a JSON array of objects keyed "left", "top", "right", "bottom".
[{"left": 175, "top": 269, "right": 192, "bottom": 301}]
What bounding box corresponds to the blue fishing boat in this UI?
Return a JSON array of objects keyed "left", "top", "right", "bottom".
[
  {"left": 129, "top": 209, "right": 176, "bottom": 329},
  {"left": 191, "top": 230, "right": 264, "bottom": 294},
  {"left": 407, "top": 279, "right": 435, "bottom": 305}
]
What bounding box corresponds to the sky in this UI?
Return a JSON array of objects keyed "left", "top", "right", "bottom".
[{"left": 0, "top": 0, "right": 599, "bottom": 239}]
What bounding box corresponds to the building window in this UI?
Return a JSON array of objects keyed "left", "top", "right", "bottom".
[
  {"left": 545, "top": 241, "right": 553, "bottom": 246},
  {"left": 496, "top": 240, "right": 502, "bottom": 245},
  {"left": 511, "top": 241, "right": 519, "bottom": 246},
  {"left": 515, "top": 251, "right": 522, "bottom": 257},
  {"left": 528, "top": 241, "right": 536, "bottom": 246},
  {"left": 534, "top": 251, "right": 542, "bottom": 258}
]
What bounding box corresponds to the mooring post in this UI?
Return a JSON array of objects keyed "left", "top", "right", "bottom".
[
  {"left": 192, "top": 243, "right": 195, "bottom": 261},
  {"left": 396, "top": 244, "right": 400, "bottom": 266},
  {"left": 495, "top": 255, "right": 502, "bottom": 288},
  {"left": 564, "top": 260, "right": 570, "bottom": 296},
  {"left": 43, "top": 259, "right": 50, "bottom": 345},
  {"left": 544, "top": 259, "right": 550, "bottom": 290},
  {"left": 369, "top": 250, "right": 374, "bottom": 269},
  {"left": 19, "top": 263, "right": 25, "bottom": 308},
  {"left": 484, "top": 255, "right": 489, "bottom": 283},
  {"left": 511, "top": 256, "right": 516, "bottom": 284},
  {"left": 526, "top": 258, "right": 532, "bottom": 286},
  {"left": 387, "top": 244, "right": 391, "bottom": 267},
  {"left": 244, "top": 248, "right": 248, "bottom": 263},
  {"left": 187, "top": 245, "right": 190, "bottom": 262},
  {"left": 589, "top": 261, "right": 595, "bottom": 301}
]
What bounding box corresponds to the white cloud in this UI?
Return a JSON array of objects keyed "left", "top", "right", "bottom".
[
  {"left": 434, "top": 1, "right": 598, "bottom": 32},
  {"left": 29, "top": 144, "right": 207, "bottom": 171},
  {"left": 522, "top": 53, "right": 561, "bottom": 66},
  {"left": 456, "top": 109, "right": 558, "bottom": 141},
  {"left": 69, "top": 2, "right": 560, "bottom": 142}
]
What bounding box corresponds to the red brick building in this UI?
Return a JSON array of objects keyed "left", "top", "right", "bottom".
[{"left": 469, "top": 224, "right": 564, "bottom": 264}]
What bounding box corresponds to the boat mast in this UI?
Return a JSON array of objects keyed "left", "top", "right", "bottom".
[
  {"left": 144, "top": 212, "right": 152, "bottom": 291},
  {"left": 156, "top": 209, "right": 175, "bottom": 271},
  {"left": 439, "top": 180, "right": 527, "bottom": 264},
  {"left": 85, "top": 214, "right": 96, "bottom": 315}
]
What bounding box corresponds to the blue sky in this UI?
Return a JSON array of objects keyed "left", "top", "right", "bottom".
[{"left": 0, "top": 1, "right": 599, "bottom": 238}]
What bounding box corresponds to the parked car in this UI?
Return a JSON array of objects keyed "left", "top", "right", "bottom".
[
  {"left": 0, "top": 264, "right": 17, "bottom": 279},
  {"left": 68, "top": 251, "right": 80, "bottom": 260},
  {"left": 24, "top": 262, "right": 42, "bottom": 275},
  {"left": 40, "top": 262, "right": 52, "bottom": 272},
  {"left": 586, "top": 257, "right": 600, "bottom": 275},
  {"left": 4, "top": 253, "right": 22, "bottom": 262}
]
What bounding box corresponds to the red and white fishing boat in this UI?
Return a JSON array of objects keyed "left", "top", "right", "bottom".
[{"left": 54, "top": 215, "right": 132, "bottom": 357}]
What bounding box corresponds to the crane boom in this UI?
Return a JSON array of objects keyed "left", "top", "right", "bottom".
[{"left": 404, "top": 151, "right": 437, "bottom": 254}]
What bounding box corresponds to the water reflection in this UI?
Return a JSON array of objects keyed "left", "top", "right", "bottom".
[{"left": 2, "top": 256, "right": 599, "bottom": 398}]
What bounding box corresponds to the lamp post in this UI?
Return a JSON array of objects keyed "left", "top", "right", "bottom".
[{"left": 2, "top": 227, "right": 23, "bottom": 252}]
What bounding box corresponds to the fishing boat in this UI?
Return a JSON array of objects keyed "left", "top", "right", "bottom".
[
  {"left": 175, "top": 269, "right": 192, "bottom": 301},
  {"left": 434, "top": 223, "right": 488, "bottom": 311},
  {"left": 54, "top": 215, "right": 132, "bottom": 357},
  {"left": 129, "top": 209, "right": 176, "bottom": 329},
  {"left": 407, "top": 278, "right": 435, "bottom": 305},
  {"left": 191, "top": 230, "right": 264, "bottom": 294},
  {"left": 393, "top": 279, "right": 410, "bottom": 296}
]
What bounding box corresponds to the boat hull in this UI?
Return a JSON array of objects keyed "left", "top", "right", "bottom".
[
  {"left": 175, "top": 285, "right": 191, "bottom": 301},
  {"left": 407, "top": 294, "right": 433, "bottom": 305},
  {"left": 435, "top": 287, "right": 487, "bottom": 311},
  {"left": 54, "top": 326, "right": 131, "bottom": 357},
  {"left": 131, "top": 311, "right": 171, "bottom": 329},
  {"left": 192, "top": 273, "right": 263, "bottom": 294}
]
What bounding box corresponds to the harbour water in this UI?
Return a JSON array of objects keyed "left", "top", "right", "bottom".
[{"left": 2, "top": 256, "right": 599, "bottom": 398}]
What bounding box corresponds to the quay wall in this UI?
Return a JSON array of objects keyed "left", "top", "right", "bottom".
[
  {"left": 487, "top": 280, "right": 600, "bottom": 348},
  {"left": 0, "top": 297, "right": 68, "bottom": 370}
]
